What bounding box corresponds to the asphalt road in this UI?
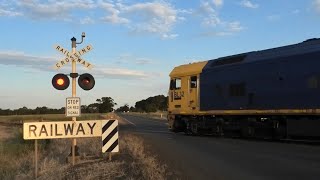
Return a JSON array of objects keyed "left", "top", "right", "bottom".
[{"left": 118, "top": 114, "right": 320, "bottom": 180}]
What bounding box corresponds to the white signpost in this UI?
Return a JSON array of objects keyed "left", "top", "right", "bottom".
[{"left": 66, "top": 97, "right": 81, "bottom": 117}]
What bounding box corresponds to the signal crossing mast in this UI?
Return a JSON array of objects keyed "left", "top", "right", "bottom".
[{"left": 52, "top": 32, "right": 95, "bottom": 165}]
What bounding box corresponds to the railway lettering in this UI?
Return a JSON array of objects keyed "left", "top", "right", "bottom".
[{"left": 23, "top": 120, "right": 102, "bottom": 139}]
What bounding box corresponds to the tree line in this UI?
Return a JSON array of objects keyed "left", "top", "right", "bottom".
[
  {"left": 0, "top": 95, "right": 167, "bottom": 115},
  {"left": 116, "top": 95, "right": 167, "bottom": 113}
]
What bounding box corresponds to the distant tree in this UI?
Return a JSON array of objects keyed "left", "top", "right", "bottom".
[
  {"left": 15, "top": 106, "right": 31, "bottom": 115},
  {"left": 81, "top": 105, "right": 88, "bottom": 113},
  {"left": 86, "top": 103, "right": 100, "bottom": 113},
  {"left": 95, "top": 97, "right": 117, "bottom": 113},
  {"left": 0, "top": 96, "right": 119, "bottom": 115},
  {"left": 116, "top": 104, "right": 130, "bottom": 112},
  {"left": 129, "top": 106, "right": 136, "bottom": 112},
  {"left": 134, "top": 95, "right": 168, "bottom": 113}
]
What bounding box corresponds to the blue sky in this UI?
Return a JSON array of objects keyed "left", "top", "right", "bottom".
[{"left": 0, "top": 0, "right": 319, "bottom": 109}]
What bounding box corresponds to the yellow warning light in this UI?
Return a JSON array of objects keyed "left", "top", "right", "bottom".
[
  {"left": 57, "top": 78, "right": 65, "bottom": 86},
  {"left": 52, "top": 73, "right": 69, "bottom": 90}
]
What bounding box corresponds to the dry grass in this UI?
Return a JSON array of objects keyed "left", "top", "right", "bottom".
[
  {"left": 122, "top": 134, "right": 168, "bottom": 180},
  {"left": 0, "top": 113, "right": 170, "bottom": 180},
  {"left": 0, "top": 128, "right": 34, "bottom": 180}
]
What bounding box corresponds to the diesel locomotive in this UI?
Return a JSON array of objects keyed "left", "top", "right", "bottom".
[{"left": 168, "top": 38, "right": 320, "bottom": 139}]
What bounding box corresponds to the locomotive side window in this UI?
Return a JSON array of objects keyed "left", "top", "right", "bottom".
[
  {"left": 229, "top": 83, "right": 246, "bottom": 96},
  {"left": 175, "top": 78, "right": 182, "bottom": 89},
  {"left": 170, "top": 78, "right": 182, "bottom": 90},
  {"left": 190, "top": 76, "right": 197, "bottom": 88}
]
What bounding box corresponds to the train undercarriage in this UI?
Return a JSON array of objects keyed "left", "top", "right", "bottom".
[{"left": 168, "top": 114, "right": 320, "bottom": 140}]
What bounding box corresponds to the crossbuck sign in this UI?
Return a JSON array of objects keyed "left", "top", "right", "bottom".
[{"left": 54, "top": 44, "right": 93, "bottom": 70}]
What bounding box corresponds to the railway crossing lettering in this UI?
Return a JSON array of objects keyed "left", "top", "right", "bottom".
[{"left": 53, "top": 44, "right": 93, "bottom": 70}]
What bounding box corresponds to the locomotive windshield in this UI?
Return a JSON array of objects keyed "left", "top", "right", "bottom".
[{"left": 170, "top": 78, "right": 181, "bottom": 90}]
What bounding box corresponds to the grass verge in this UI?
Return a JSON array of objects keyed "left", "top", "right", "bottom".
[{"left": 0, "top": 113, "right": 170, "bottom": 179}]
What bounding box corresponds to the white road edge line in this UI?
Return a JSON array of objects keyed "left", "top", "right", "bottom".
[{"left": 122, "top": 117, "right": 137, "bottom": 126}]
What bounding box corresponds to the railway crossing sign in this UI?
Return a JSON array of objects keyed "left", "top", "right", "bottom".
[
  {"left": 54, "top": 44, "right": 93, "bottom": 69},
  {"left": 66, "top": 97, "right": 81, "bottom": 117}
]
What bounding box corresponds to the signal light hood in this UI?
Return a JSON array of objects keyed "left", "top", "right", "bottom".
[{"left": 78, "top": 73, "right": 95, "bottom": 90}]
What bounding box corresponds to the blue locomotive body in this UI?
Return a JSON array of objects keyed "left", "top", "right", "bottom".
[{"left": 200, "top": 40, "right": 320, "bottom": 111}]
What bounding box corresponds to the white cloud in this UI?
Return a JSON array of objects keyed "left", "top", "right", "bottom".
[
  {"left": 0, "top": 50, "right": 151, "bottom": 80},
  {"left": 202, "top": 15, "right": 221, "bottom": 27},
  {"left": 16, "top": 0, "right": 96, "bottom": 21},
  {"left": 212, "top": 0, "right": 223, "bottom": 7},
  {"left": 227, "top": 21, "right": 243, "bottom": 32},
  {"left": 200, "top": 31, "right": 232, "bottom": 37},
  {"left": 161, "top": 33, "right": 178, "bottom": 40},
  {"left": 198, "top": 1, "right": 244, "bottom": 36},
  {"left": 240, "top": 0, "right": 259, "bottom": 9},
  {"left": 99, "top": 1, "right": 129, "bottom": 24},
  {"left": 94, "top": 67, "right": 149, "bottom": 79},
  {"left": 80, "top": 17, "right": 95, "bottom": 24},
  {"left": 115, "top": 54, "right": 155, "bottom": 65},
  {"left": 123, "top": 2, "right": 179, "bottom": 39},
  {"left": 313, "top": 0, "right": 320, "bottom": 13},
  {"left": 0, "top": 8, "right": 22, "bottom": 17},
  {"left": 200, "top": 1, "right": 216, "bottom": 14},
  {"left": 1, "top": 0, "right": 185, "bottom": 39},
  {"left": 135, "top": 58, "right": 154, "bottom": 65},
  {"left": 0, "top": 51, "right": 55, "bottom": 70}
]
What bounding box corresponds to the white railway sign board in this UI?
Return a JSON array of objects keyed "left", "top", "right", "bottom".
[
  {"left": 53, "top": 44, "right": 93, "bottom": 70},
  {"left": 66, "top": 97, "right": 81, "bottom": 117},
  {"left": 23, "top": 120, "right": 102, "bottom": 140}
]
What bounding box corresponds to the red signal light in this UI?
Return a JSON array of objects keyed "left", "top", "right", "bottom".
[
  {"left": 78, "top": 73, "right": 95, "bottom": 90},
  {"left": 52, "top": 74, "right": 70, "bottom": 90},
  {"left": 82, "top": 78, "right": 90, "bottom": 84}
]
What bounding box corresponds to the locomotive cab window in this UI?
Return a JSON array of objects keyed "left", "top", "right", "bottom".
[
  {"left": 190, "top": 76, "right": 197, "bottom": 88},
  {"left": 170, "top": 78, "right": 182, "bottom": 90}
]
